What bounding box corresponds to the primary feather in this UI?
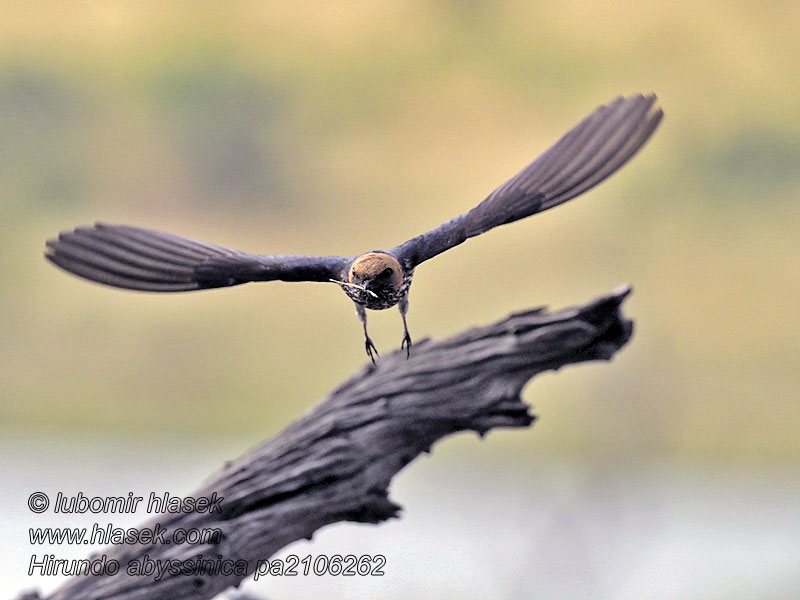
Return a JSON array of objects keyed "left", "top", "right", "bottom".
[
  {"left": 45, "top": 223, "right": 350, "bottom": 291},
  {"left": 391, "top": 94, "right": 663, "bottom": 268}
]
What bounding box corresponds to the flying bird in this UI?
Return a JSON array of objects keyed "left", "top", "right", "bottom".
[{"left": 45, "top": 93, "right": 662, "bottom": 362}]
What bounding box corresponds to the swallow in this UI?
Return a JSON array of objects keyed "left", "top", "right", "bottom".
[{"left": 45, "top": 93, "right": 662, "bottom": 363}]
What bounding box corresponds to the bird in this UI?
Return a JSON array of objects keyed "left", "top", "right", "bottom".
[{"left": 45, "top": 93, "right": 662, "bottom": 363}]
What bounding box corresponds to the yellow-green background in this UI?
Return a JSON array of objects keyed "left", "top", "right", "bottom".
[{"left": 3, "top": 2, "right": 798, "bottom": 598}]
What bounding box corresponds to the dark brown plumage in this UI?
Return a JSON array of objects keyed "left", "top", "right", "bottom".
[{"left": 45, "top": 93, "right": 663, "bottom": 362}]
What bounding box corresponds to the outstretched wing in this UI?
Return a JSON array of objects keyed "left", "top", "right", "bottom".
[
  {"left": 45, "top": 223, "right": 351, "bottom": 292},
  {"left": 390, "top": 94, "right": 663, "bottom": 268}
]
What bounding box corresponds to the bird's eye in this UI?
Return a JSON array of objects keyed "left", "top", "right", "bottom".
[{"left": 379, "top": 268, "right": 393, "bottom": 278}]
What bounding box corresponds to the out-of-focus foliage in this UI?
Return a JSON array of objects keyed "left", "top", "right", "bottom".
[{"left": 2, "top": 1, "right": 799, "bottom": 462}]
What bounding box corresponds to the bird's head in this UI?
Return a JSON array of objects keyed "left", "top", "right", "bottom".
[
  {"left": 329, "top": 252, "right": 405, "bottom": 309},
  {"left": 349, "top": 252, "right": 404, "bottom": 294}
]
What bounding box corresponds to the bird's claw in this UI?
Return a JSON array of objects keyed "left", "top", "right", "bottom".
[
  {"left": 401, "top": 332, "right": 412, "bottom": 359},
  {"left": 365, "top": 337, "right": 380, "bottom": 364}
]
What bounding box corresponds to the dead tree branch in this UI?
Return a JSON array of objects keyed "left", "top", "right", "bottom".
[{"left": 30, "top": 285, "right": 634, "bottom": 600}]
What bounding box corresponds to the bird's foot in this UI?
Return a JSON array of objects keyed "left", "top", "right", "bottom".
[
  {"left": 401, "top": 331, "right": 412, "bottom": 359},
  {"left": 365, "top": 336, "right": 380, "bottom": 364}
]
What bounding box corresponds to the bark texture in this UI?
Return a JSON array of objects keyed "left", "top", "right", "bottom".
[{"left": 27, "top": 286, "right": 634, "bottom": 600}]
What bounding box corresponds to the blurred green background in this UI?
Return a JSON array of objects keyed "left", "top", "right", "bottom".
[{"left": 3, "top": 2, "right": 799, "bottom": 598}]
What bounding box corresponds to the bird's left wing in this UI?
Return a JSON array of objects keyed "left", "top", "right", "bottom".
[
  {"left": 390, "top": 94, "right": 662, "bottom": 269},
  {"left": 45, "top": 223, "right": 351, "bottom": 292}
]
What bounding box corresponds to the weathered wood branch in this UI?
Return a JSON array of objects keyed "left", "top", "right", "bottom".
[{"left": 29, "top": 286, "right": 633, "bottom": 600}]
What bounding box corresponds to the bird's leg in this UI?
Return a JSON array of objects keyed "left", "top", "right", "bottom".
[
  {"left": 398, "top": 296, "right": 412, "bottom": 358},
  {"left": 356, "top": 303, "right": 379, "bottom": 364}
]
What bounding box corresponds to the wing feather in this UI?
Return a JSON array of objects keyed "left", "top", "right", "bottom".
[
  {"left": 45, "top": 223, "right": 351, "bottom": 292},
  {"left": 391, "top": 94, "right": 663, "bottom": 268}
]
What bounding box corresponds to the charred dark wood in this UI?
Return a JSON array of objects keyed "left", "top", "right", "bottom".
[{"left": 28, "top": 286, "right": 634, "bottom": 600}]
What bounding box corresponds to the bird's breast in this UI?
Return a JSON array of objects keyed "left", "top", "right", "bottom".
[{"left": 342, "top": 269, "right": 414, "bottom": 310}]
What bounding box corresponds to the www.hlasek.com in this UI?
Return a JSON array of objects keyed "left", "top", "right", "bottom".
[{"left": 29, "top": 522, "right": 222, "bottom": 546}]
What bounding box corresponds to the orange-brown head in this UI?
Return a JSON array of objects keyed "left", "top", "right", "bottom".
[
  {"left": 349, "top": 252, "right": 403, "bottom": 289},
  {"left": 335, "top": 252, "right": 407, "bottom": 310}
]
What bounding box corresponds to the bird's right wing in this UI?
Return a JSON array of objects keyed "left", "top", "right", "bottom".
[
  {"left": 45, "top": 223, "right": 352, "bottom": 292},
  {"left": 390, "top": 94, "right": 663, "bottom": 269}
]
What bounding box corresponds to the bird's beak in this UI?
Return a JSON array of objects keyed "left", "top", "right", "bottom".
[{"left": 328, "top": 279, "right": 378, "bottom": 299}]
